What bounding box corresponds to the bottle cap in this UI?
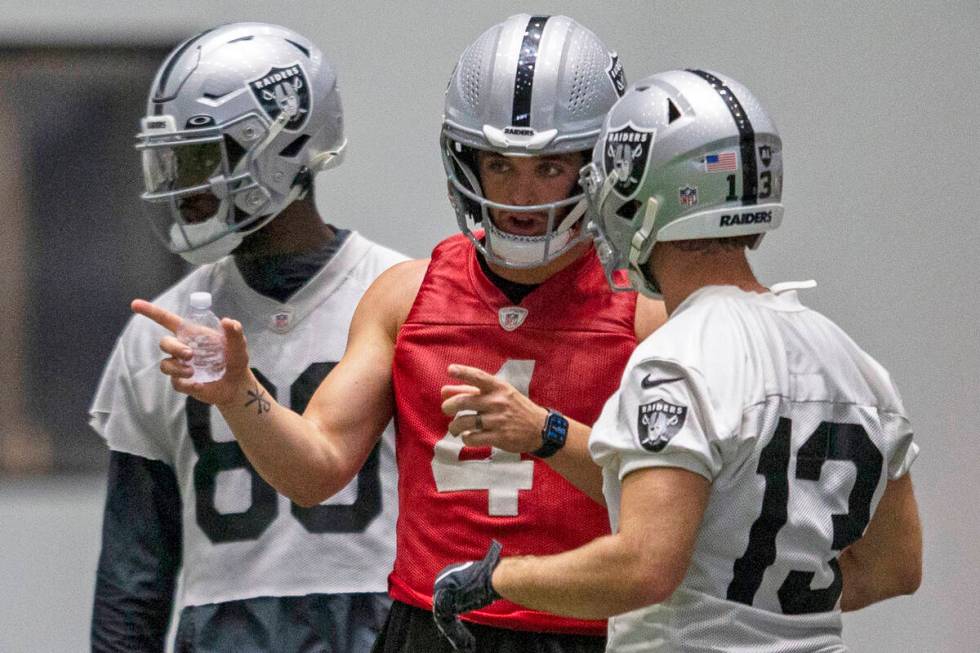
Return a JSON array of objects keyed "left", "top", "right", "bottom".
[{"left": 189, "top": 291, "right": 213, "bottom": 310}]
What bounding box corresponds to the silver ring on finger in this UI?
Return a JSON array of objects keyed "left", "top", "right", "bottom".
[{"left": 474, "top": 412, "right": 484, "bottom": 432}]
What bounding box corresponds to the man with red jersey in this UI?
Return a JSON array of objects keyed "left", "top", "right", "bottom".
[{"left": 134, "top": 14, "right": 666, "bottom": 653}]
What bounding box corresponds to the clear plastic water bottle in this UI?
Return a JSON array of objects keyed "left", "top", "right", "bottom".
[{"left": 177, "top": 291, "right": 226, "bottom": 383}]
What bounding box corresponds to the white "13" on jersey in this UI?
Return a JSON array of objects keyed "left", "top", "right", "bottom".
[{"left": 430, "top": 359, "right": 536, "bottom": 516}]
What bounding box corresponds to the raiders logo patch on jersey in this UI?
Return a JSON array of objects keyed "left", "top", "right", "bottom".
[
  {"left": 637, "top": 399, "right": 687, "bottom": 452},
  {"left": 603, "top": 122, "right": 655, "bottom": 200},
  {"left": 249, "top": 64, "right": 311, "bottom": 131}
]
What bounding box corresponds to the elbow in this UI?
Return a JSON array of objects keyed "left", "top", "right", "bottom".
[
  {"left": 633, "top": 568, "right": 683, "bottom": 607},
  {"left": 288, "top": 435, "right": 346, "bottom": 507},
  {"left": 289, "top": 463, "right": 358, "bottom": 508},
  {"left": 291, "top": 491, "right": 326, "bottom": 509},
  {"left": 610, "top": 533, "right": 689, "bottom": 612},
  {"left": 895, "top": 539, "right": 923, "bottom": 597},
  {"left": 290, "top": 478, "right": 335, "bottom": 508},
  {"left": 618, "top": 556, "right": 684, "bottom": 611},
  {"left": 898, "top": 561, "right": 922, "bottom": 597}
]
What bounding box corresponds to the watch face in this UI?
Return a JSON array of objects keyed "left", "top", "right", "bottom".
[
  {"left": 535, "top": 411, "right": 568, "bottom": 458},
  {"left": 546, "top": 412, "right": 568, "bottom": 440}
]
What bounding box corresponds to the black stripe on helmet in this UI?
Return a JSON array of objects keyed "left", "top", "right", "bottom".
[
  {"left": 511, "top": 15, "right": 550, "bottom": 127},
  {"left": 686, "top": 69, "right": 758, "bottom": 205},
  {"left": 152, "top": 28, "right": 217, "bottom": 110}
]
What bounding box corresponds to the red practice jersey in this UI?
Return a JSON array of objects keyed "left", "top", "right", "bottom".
[{"left": 389, "top": 234, "right": 637, "bottom": 635}]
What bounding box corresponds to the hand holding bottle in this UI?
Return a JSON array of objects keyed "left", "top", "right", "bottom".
[
  {"left": 132, "top": 296, "right": 252, "bottom": 407},
  {"left": 177, "top": 292, "right": 226, "bottom": 383}
]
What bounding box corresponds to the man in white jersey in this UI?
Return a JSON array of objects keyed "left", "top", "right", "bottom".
[
  {"left": 433, "top": 69, "right": 922, "bottom": 652},
  {"left": 90, "top": 23, "right": 404, "bottom": 652}
]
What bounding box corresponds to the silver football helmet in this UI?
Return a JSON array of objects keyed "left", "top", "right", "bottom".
[
  {"left": 442, "top": 14, "right": 626, "bottom": 268},
  {"left": 583, "top": 69, "right": 784, "bottom": 298},
  {"left": 136, "top": 22, "right": 345, "bottom": 264}
]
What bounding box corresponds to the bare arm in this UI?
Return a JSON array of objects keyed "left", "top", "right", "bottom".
[
  {"left": 839, "top": 473, "right": 922, "bottom": 611},
  {"left": 491, "top": 466, "right": 709, "bottom": 619},
  {"left": 132, "top": 259, "right": 426, "bottom": 507}
]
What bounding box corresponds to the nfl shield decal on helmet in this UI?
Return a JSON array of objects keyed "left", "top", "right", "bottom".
[
  {"left": 249, "top": 64, "right": 311, "bottom": 131},
  {"left": 758, "top": 144, "right": 772, "bottom": 168},
  {"left": 678, "top": 185, "right": 698, "bottom": 208},
  {"left": 637, "top": 400, "right": 687, "bottom": 452},
  {"left": 603, "top": 122, "right": 655, "bottom": 200},
  {"left": 498, "top": 306, "right": 529, "bottom": 331}
]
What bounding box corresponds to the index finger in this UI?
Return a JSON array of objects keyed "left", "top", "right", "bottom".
[
  {"left": 132, "top": 299, "right": 183, "bottom": 333},
  {"left": 447, "top": 364, "right": 499, "bottom": 392}
]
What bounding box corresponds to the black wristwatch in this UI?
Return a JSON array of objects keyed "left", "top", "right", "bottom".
[{"left": 533, "top": 409, "right": 568, "bottom": 458}]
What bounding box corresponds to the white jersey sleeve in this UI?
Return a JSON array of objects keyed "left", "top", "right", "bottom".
[
  {"left": 590, "top": 359, "right": 717, "bottom": 484},
  {"left": 90, "top": 317, "right": 180, "bottom": 464},
  {"left": 591, "top": 285, "right": 918, "bottom": 653}
]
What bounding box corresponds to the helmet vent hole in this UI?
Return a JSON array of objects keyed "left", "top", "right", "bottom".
[
  {"left": 459, "top": 28, "right": 495, "bottom": 109},
  {"left": 567, "top": 39, "right": 602, "bottom": 116},
  {"left": 227, "top": 36, "right": 254, "bottom": 44},
  {"left": 616, "top": 200, "right": 642, "bottom": 220},
  {"left": 279, "top": 134, "right": 311, "bottom": 158},
  {"left": 224, "top": 135, "right": 247, "bottom": 170},
  {"left": 668, "top": 99, "right": 682, "bottom": 123},
  {"left": 285, "top": 39, "right": 311, "bottom": 58}
]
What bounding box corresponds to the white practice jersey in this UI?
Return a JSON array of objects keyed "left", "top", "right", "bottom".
[
  {"left": 590, "top": 285, "right": 918, "bottom": 653},
  {"left": 90, "top": 232, "right": 406, "bottom": 607}
]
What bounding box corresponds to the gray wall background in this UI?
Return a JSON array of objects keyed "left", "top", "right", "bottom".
[{"left": 1, "top": 1, "right": 976, "bottom": 650}]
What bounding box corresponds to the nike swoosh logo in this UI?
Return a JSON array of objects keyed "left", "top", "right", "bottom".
[{"left": 640, "top": 375, "right": 684, "bottom": 389}]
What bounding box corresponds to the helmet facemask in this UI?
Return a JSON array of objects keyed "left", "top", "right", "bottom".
[
  {"left": 137, "top": 112, "right": 291, "bottom": 258},
  {"left": 443, "top": 135, "right": 589, "bottom": 269}
]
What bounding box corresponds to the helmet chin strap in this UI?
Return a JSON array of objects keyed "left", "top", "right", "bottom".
[
  {"left": 309, "top": 138, "right": 347, "bottom": 172},
  {"left": 170, "top": 210, "right": 243, "bottom": 265},
  {"left": 485, "top": 197, "right": 588, "bottom": 267}
]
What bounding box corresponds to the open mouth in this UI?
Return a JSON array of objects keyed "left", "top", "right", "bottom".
[
  {"left": 495, "top": 212, "right": 548, "bottom": 237},
  {"left": 178, "top": 192, "right": 221, "bottom": 224}
]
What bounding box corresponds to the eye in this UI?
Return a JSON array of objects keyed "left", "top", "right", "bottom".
[
  {"left": 483, "top": 157, "right": 511, "bottom": 174},
  {"left": 538, "top": 161, "right": 564, "bottom": 178}
]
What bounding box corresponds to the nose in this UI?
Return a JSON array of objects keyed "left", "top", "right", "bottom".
[{"left": 507, "top": 173, "right": 538, "bottom": 207}]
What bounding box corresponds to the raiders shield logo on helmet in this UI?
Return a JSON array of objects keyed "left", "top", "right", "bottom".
[
  {"left": 249, "top": 64, "right": 311, "bottom": 131},
  {"left": 637, "top": 399, "right": 687, "bottom": 452},
  {"left": 603, "top": 122, "right": 655, "bottom": 200}
]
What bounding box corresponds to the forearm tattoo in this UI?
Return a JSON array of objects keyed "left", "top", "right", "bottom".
[{"left": 244, "top": 385, "right": 271, "bottom": 414}]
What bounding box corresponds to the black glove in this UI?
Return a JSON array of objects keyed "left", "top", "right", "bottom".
[{"left": 432, "top": 540, "right": 503, "bottom": 652}]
